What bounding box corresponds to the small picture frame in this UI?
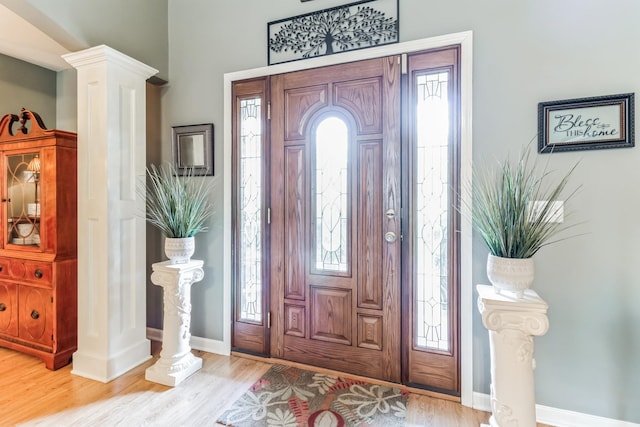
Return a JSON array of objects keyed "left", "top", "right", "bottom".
[
  {"left": 538, "top": 93, "right": 634, "bottom": 153},
  {"left": 172, "top": 123, "right": 214, "bottom": 175}
]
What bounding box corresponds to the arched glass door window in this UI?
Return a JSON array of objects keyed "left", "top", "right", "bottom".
[{"left": 312, "top": 116, "right": 350, "bottom": 273}]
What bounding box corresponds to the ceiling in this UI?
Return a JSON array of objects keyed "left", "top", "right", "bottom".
[{"left": 0, "top": 3, "right": 74, "bottom": 71}]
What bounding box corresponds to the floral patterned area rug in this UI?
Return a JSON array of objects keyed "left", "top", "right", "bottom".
[{"left": 217, "top": 364, "right": 408, "bottom": 427}]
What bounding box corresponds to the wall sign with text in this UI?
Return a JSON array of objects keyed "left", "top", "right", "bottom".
[{"left": 538, "top": 93, "right": 634, "bottom": 153}]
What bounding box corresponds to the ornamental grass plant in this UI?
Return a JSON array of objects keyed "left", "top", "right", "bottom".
[
  {"left": 143, "top": 163, "right": 214, "bottom": 238},
  {"left": 468, "top": 149, "right": 580, "bottom": 259}
]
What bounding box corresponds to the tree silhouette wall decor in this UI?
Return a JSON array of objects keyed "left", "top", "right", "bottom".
[{"left": 268, "top": 0, "right": 399, "bottom": 65}]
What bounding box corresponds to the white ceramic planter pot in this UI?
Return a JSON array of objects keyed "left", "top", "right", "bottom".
[
  {"left": 486, "top": 254, "right": 534, "bottom": 299},
  {"left": 164, "top": 236, "right": 195, "bottom": 264}
]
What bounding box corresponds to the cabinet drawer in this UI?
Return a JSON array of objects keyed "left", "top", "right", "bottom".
[
  {"left": 25, "top": 262, "right": 52, "bottom": 285},
  {"left": 8, "top": 260, "right": 52, "bottom": 286},
  {"left": 0, "top": 258, "right": 10, "bottom": 279}
]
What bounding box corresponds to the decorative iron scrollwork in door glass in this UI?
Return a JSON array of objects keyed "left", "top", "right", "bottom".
[
  {"left": 415, "top": 71, "right": 450, "bottom": 351},
  {"left": 313, "top": 116, "right": 350, "bottom": 273},
  {"left": 239, "top": 98, "right": 263, "bottom": 322}
]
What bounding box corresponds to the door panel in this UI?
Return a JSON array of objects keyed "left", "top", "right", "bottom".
[
  {"left": 357, "top": 140, "right": 383, "bottom": 310},
  {"left": 270, "top": 56, "right": 401, "bottom": 382},
  {"left": 284, "top": 87, "right": 327, "bottom": 140},
  {"left": 309, "top": 286, "right": 351, "bottom": 344},
  {"left": 284, "top": 145, "right": 306, "bottom": 301},
  {"left": 333, "top": 78, "right": 382, "bottom": 134}
]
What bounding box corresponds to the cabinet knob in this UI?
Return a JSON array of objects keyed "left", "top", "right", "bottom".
[
  {"left": 0, "top": 303, "right": 6, "bottom": 311},
  {"left": 34, "top": 269, "right": 43, "bottom": 279},
  {"left": 31, "top": 310, "right": 39, "bottom": 320}
]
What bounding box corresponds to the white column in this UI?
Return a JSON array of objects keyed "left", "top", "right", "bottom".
[
  {"left": 63, "top": 45, "right": 158, "bottom": 382},
  {"left": 477, "top": 285, "right": 549, "bottom": 427},
  {"left": 146, "top": 260, "right": 204, "bottom": 387}
]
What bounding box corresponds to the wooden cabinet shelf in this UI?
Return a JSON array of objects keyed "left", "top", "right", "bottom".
[{"left": 0, "top": 109, "right": 77, "bottom": 370}]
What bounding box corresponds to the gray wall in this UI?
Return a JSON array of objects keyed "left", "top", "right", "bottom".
[
  {"left": 4, "top": 0, "right": 637, "bottom": 423},
  {"left": 146, "top": 82, "right": 165, "bottom": 330},
  {"left": 164, "top": 0, "right": 639, "bottom": 423},
  {"left": 0, "top": 54, "right": 56, "bottom": 128},
  {"left": 23, "top": 0, "right": 169, "bottom": 81},
  {"left": 56, "top": 69, "right": 77, "bottom": 132}
]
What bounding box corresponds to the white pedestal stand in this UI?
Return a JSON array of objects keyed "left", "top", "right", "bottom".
[
  {"left": 477, "top": 285, "right": 549, "bottom": 427},
  {"left": 146, "top": 260, "right": 204, "bottom": 387}
]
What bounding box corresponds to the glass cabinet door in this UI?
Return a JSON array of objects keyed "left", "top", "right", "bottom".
[{"left": 5, "top": 152, "right": 41, "bottom": 248}]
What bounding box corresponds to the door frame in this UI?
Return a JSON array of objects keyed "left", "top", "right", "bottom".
[{"left": 223, "top": 30, "right": 474, "bottom": 406}]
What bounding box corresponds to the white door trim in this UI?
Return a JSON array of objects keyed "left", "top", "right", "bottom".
[{"left": 223, "top": 30, "right": 474, "bottom": 406}]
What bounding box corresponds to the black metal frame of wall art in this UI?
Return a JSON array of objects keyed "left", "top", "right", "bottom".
[
  {"left": 538, "top": 93, "right": 635, "bottom": 153},
  {"left": 268, "top": 0, "right": 399, "bottom": 65}
]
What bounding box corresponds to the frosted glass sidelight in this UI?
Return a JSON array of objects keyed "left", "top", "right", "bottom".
[
  {"left": 313, "top": 116, "right": 350, "bottom": 273},
  {"left": 414, "top": 72, "right": 450, "bottom": 351},
  {"left": 239, "top": 98, "right": 263, "bottom": 322}
]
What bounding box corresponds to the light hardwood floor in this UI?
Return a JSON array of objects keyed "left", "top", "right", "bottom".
[{"left": 0, "top": 344, "right": 506, "bottom": 426}]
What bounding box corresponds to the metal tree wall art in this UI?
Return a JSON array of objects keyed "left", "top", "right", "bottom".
[{"left": 268, "top": 0, "right": 399, "bottom": 65}]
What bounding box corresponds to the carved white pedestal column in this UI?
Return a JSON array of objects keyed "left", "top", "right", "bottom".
[
  {"left": 477, "top": 284, "right": 549, "bottom": 427},
  {"left": 146, "top": 260, "right": 204, "bottom": 387}
]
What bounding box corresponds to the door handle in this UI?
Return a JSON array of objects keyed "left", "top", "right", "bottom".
[{"left": 385, "top": 231, "right": 397, "bottom": 243}]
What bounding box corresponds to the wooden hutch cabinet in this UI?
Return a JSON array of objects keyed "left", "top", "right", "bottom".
[{"left": 0, "top": 109, "right": 77, "bottom": 370}]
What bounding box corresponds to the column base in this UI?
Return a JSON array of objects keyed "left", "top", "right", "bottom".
[
  {"left": 72, "top": 339, "right": 151, "bottom": 383},
  {"left": 145, "top": 352, "right": 202, "bottom": 387}
]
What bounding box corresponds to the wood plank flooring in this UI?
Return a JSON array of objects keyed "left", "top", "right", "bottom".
[{"left": 0, "top": 344, "right": 497, "bottom": 426}]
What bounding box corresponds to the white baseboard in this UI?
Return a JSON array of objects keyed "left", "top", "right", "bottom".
[
  {"left": 146, "top": 327, "right": 163, "bottom": 343},
  {"left": 473, "top": 392, "right": 638, "bottom": 427},
  {"left": 146, "top": 327, "right": 230, "bottom": 356}
]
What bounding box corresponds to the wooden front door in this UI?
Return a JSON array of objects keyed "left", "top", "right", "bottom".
[{"left": 269, "top": 56, "right": 401, "bottom": 382}]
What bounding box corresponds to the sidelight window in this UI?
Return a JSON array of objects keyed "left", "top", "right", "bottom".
[
  {"left": 414, "top": 71, "right": 451, "bottom": 352},
  {"left": 238, "top": 97, "right": 263, "bottom": 322}
]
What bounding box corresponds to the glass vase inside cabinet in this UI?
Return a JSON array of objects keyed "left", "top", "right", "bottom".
[{"left": 5, "top": 152, "right": 42, "bottom": 248}]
